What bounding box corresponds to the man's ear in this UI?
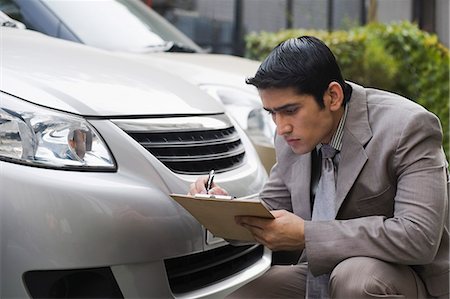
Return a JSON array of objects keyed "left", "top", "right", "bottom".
[{"left": 326, "top": 82, "right": 344, "bottom": 111}]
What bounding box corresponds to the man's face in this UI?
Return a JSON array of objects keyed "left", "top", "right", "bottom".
[{"left": 260, "top": 86, "right": 338, "bottom": 155}]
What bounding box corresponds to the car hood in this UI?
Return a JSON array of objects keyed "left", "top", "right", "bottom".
[
  {"left": 124, "top": 52, "right": 261, "bottom": 96},
  {"left": 152, "top": 52, "right": 261, "bottom": 78},
  {"left": 117, "top": 52, "right": 270, "bottom": 131},
  {"left": 0, "top": 28, "right": 224, "bottom": 117}
]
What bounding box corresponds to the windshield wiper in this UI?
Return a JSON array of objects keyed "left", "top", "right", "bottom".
[
  {"left": 0, "top": 11, "right": 25, "bottom": 28},
  {"left": 164, "top": 41, "right": 197, "bottom": 53},
  {"left": 141, "top": 41, "right": 196, "bottom": 53},
  {"left": 1, "top": 20, "right": 17, "bottom": 27}
]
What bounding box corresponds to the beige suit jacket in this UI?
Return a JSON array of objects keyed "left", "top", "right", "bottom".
[{"left": 260, "top": 82, "right": 449, "bottom": 297}]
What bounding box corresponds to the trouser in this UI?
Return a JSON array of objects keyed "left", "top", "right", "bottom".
[{"left": 227, "top": 257, "right": 434, "bottom": 299}]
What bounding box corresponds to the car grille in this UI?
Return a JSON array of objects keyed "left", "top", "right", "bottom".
[
  {"left": 164, "top": 244, "right": 264, "bottom": 294},
  {"left": 112, "top": 115, "right": 246, "bottom": 175}
]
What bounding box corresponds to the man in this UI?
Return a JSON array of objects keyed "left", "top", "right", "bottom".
[{"left": 190, "top": 36, "right": 449, "bottom": 298}]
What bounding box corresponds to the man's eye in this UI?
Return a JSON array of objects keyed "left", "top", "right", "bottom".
[{"left": 285, "top": 107, "right": 299, "bottom": 115}]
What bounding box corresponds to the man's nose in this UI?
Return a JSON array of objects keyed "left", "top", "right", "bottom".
[{"left": 274, "top": 115, "right": 292, "bottom": 136}]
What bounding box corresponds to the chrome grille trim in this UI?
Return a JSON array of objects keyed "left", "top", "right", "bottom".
[
  {"left": 164, "top": 244, "right": 264, "bottom": 294},
  {"left": 113, "top": 115, "right": 246, "bottom": 174},
  {"left": 112, "top": 114, "right": 233, "bottom": 132}
]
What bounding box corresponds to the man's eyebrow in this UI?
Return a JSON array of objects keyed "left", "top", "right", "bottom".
[{"left": 263, "top": 103, "right": 299, "bottom": 113}]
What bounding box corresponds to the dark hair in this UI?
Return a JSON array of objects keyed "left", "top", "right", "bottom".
[{"left": 246, "top": 36, "right": 351, "bottom": 107}]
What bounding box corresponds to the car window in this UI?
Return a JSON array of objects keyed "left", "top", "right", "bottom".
[
  {"left": 1, "top": 0, "right": 72, "bottom": 38},
  {"left": 41, "top": 0, "right": 202, "bottom": 53},
  {"left": 0, "top": 8, "right": 24, "bottom": 28},
  {"left": 0, "top": 0, "right": 24, "bottom": 24}
]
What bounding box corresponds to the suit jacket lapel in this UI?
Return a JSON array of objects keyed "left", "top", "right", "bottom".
[
  {"left": 335, "top": 82, "right": 372, "bottom": 215},
  {"left": 335, "top": 132, "right": 368, "bottom": 214}
]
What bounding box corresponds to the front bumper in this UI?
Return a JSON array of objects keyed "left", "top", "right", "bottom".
[{"left": 0, "top": 118, "right": 270, "bottom": 298}]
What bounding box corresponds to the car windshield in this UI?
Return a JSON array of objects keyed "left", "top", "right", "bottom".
[
  {"left": 0, "top": 10, "right": 23, "bottom": 28},
  {"left": 42, "top": 0, "right": 202, "bottom": 53}
]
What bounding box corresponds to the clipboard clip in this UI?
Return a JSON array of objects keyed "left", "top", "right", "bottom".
[{"left": 194, "top": 193, "right": 235, "bottom": 200}]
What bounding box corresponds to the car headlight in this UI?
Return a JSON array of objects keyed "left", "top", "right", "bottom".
[
  {"left": 199, "top": 85, "right": 275, "bottom": 147},
  {"left": 0, "top": 92, "right": 115, "bottom": 171},
  {"left": 246, "top": 108, "right": 275, "bottom": 147}
]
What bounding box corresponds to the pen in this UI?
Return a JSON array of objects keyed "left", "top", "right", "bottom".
[{"left": 205, "top": 169, "right": 215, "bottom": 193}]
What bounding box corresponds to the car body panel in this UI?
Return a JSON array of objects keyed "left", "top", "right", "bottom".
[
  {"left": 0, "top": 27, "right": 270, "bottom": 298},
  {"left": 120, "top": 53, "right": 278, "bottom": 172},
  {"left": 2, "top": 29, "right": 224, "bottom": 116},
  {"left": 0, "top": 0, "right": 277, "bottom": 173},
  {"left": 153, "top": 52, "right": 261, "bottom": 78}
]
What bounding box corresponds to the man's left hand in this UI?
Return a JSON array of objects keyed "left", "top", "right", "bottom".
[{"left": 235, "top": 210, "right": 305, "bottom": 251}]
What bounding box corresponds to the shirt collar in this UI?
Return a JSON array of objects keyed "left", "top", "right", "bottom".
[{"left": 317, "top": 104, "right": 349, "bottom": 152}]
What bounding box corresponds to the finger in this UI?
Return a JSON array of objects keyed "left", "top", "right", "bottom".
[
  {"left": 236, "top": 216, "right": 269, "bottom": 229},
  {"left": 270, "top": 210, "right": 287, "bottom": 217},
  {"left": 192, "top": 177, "right": 208, "bottom": 194},
  {"left": 189, "top": 181, "right": 203, "bottom": 195},
  {"left": 208, "top": 186, "right": 228, "bottom": 195},
  {"left": 251, "top": 233, "right": 268, "bottom": 247},
  {"left": 188, "top": 183, "right": 199, "bottom": 195},
  {"left": 241, "top": 222, "right": 264, "bottom": 234},
  {"left": 241, "top": 223, "right": 266, "bottom": 246}
]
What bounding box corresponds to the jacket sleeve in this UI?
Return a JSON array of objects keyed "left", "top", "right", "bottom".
[{"left": 305, "top": 110, "right": 448, "bottom": 275}]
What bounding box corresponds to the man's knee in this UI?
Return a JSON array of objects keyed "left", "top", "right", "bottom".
[
  {"left": 329, "top": 257, "right": 422, "bottom": 299},
  {"left": 330, "top": 257, "right": 370, "bottom": 298}
]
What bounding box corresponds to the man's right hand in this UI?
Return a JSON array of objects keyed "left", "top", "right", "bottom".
[{"left": 188, "top": 176, "right": 229, "bottom": 196}]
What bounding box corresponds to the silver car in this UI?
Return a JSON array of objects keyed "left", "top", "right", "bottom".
[
  {"left": 0, "top": 27, "right": 270, "bottom": 298},
  {"left": 0, "top": 0, "right": 277, "bottom": 172}
]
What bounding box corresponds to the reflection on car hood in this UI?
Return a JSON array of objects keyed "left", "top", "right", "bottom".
[
  {"left": 0, "top": 28, "right": 224, "bottom": 117},
  {"left": 122, "top": 52, "right": 261, "bottom": 96},
  {"left": 153, "top": 52, "right": 261, "bottom": 77},
  {"left": 153, "top": 52, "right": 260, "bottom": 90}
]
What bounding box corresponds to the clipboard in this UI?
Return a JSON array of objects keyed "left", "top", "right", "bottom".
[{"left": 170, "top": 193, "right": 274, "bottom": 242}]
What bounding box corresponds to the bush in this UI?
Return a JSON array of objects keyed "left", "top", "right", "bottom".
[{"left": 245, "top": 22, "right": 450, "bottom": 159}]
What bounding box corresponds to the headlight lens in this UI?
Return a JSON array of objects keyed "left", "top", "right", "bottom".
[
  {"left": 199, "top": 85, "right": 275, "bottom": 147},
  {"left": 246, "top": 108, "right": 275, "bottom": 147},
  {"left": 0, "top": 93, "right": 115, "bottom": 171}
]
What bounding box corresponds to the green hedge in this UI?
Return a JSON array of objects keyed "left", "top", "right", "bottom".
[{"left": 245, "top": 22, "right": 450, "bottom": 160}]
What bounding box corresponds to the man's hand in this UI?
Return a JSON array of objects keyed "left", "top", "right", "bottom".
[
  {"left": 188, "top": 176, "right": 228, "bottom": 196},
  {"left": 235, "top": 210, "right": 305, "bottom": 251}
]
